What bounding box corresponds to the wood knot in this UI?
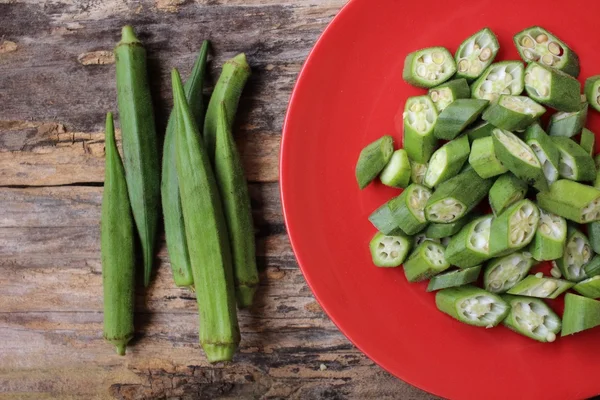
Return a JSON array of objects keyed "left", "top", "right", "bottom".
[
  {"left": 0, "top": 40, "right": 18, "bottom": 54},
  {"left": 77, "top": 51, "right": 115, "bottom": 65}
]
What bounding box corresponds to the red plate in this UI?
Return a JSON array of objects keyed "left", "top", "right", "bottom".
[{"left": 281, "top": 0, "right": 600, "bottom": 399}]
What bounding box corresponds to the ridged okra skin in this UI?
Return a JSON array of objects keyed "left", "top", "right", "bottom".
[
  {"left": 425, "top": 216, "right": 472, "bottom": 239},
  {"left": 403, "top": 47, "right": 456, "bottom": 88},
  {"left": 580, "top": 128, "right": 595, "bottom": 156},
  {"left": 488, "top": 174, "right": 528, "bottom": 216},
  {"left": 469, "top": 136, "right": 507, "bottom": 179},
  {"left": 484, "top": 252, "right": 534, "bottom": 294},
  {"left": 445, "top": 215, "right": 493, "bottom": 269},
  {"left": 507, "top": 275, "right": 573, "bottom": 299},
  {"left": 454, "top": 28, "right": 500, "bottom": 80},
  {"left": 368, "top": 184, "right": 431, "bottom": 235},
  {"left": 403, "top": 241, "right": 449, "bottom": 282},
  {"left": 562, "top": 293, "right": 600, "bottom": 336},
  {"left": 380, "top": 149, "right": 411, "bottom": 188},
  {"left": 464, "top": 120, "right": 495, "bottom": 142},
  {"left": 427, "top": 266, "right": 482, "bottom": 292},
  {"left": 428, "top": 78, "right": 471, "bottom": 112},
  {"left": 482, "top": 95, "right": 545, "bottom": 132},
  {"left": 436, "top": 285, "right": 509, "bottom": 328},
  {"left": 573, "top": 276, "right": 600, "bottom": 299},
  {"left": 524, "top": 123, "right": 560, "bottom": 185},
  {"left": 530, "top": 209, "right": 567, "bottom": 261},
  {"left": 537, "top": 180, "right": 600, "bottom": 224},
  {"left": 547, "top": 102, "right": 588, "bottom": 138},
  {"left": 355, "top": 135, "right": 394, "bottom": 189},
  {"left": 434, "top": 99, "right": 489, "bottom": 140},
  {"left": 551, "top": 136, "right": 596, "bottom": 182},
  {"left": 502, "top": 295, "right": 561, "bottom": 342},
  {"left": 424, "top": 134, "right": 470, "bottom": 187},
  {"left": 524, "top": 62, "right": 581, "bottom": 112},
  {"left": 489, "top": 199, "right": 539, "bottom": 257}
]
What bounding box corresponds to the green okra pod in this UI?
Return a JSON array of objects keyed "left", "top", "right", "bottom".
[
  {"left": 501, "top": 295, "right": 561, "bottom": 342},
  {"left": 561, "top": 293, "right": 600, "bottom": 336},
  {"left": 402, "top": 47, "right": 456, "bottom": 88},
  {"left": 584, "top": 75, "right": 600, "bottom": 112},
  {"left": 454, "top": 28, "right": 499, "bottom": 80},
  {"left": 524, "top": 123, "right": 560, "bottom": 185},
  {"left": 468, "top": 136, "right": 508, "bottom": 178},
  {"left": 402, "top": 96, "right": 438, "bottom": 163},
  {"left": 428, "top": 78, "right": 471, "bottom": 112},
  {"left": 524, "top": 62, "right": 581, "bottom": 112},
  {"left": 434, "top": 99, "right": 489, "bottom": 140},
  {"left": 555, "top": 227, "right": 591, "bottom": 282},
  {"left": 595, "top": 155, "right": 600, "bottom": 189},
  {"left": 530, "top": 209, "right": 567, "bottom": 262},
  {"left": 584, "top": 255, "right": 600, "bottom": 277},
  {"left": 426, "top": 266, "right": 482, "bottom": 292},
  {"left": 355, "top": 135, "right": 394, "bottom": 189},
  {"left": 423, "top": 134, "right": 470, "bottom": 187},
  {"left": 580, "top": 128, "right": 595, "bottom": 156},
  {"left": 380, "top": 149, "right": 411, "bottom": 188},
  {"left": 436, "top": 285, "right": 509, "bottom": 328},
  {"left": 445, "top": 215, "right": 493, "bottom": 269},
  {"left": 551, "top": 137, "right": 596, "bottom": 182},
  {"left": 588, "top": 221, "right": 600, "bottom": 254},
  {"left": 482, "top": 95, "right": 545, "bottom": 132},
  {"left": 425, "top": 216, "right": 472, "bottom": 239},
  {"left": 484, "top": 252, "right": 534, "bottom": 294},
  {"left": 471, "top": 61, "right": 524, "bottom": 102},
  {"left": 403, "top": 241, "right": 450, "bottom": 282},
  {"left": 489, "top": 199, "right": 539, "bottom": 257},
  {"left": 410, "top": 161, "right": 428, "bottom": 185},
  {"left": 464, "top": 120, "right": 496, "bottom": 142},
  {"left": 488, "top": 173, "right": 528, "bottom": 216},
  {"left": 537, "top": 180, "right": 600, "bottom": 223},
  {"left": 507, "top": 275, "right": 573, "bottom": 299},
  {"left": 547, "top": 102, "right": 588, "bottom": 137},
  {"left": 573, "top": 276, "right": 600, "bottom": 299},
  {"left": 412, "top": 233, "right": 441, "bottom": 248},
  {"left": 369, "top": 232, "right": 411, "bottom": 267},
  {"left": 369, "top": 183, "right": 431, "bottom": 235}
]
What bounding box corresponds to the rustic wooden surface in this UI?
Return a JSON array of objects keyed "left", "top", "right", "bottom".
[{"left": 0, "top": 1, "right": 437, "bottom": 399}]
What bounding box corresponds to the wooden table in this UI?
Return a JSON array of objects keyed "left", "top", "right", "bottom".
[{"left": 0, "top": 1, "right": 436, "bottom": 398}]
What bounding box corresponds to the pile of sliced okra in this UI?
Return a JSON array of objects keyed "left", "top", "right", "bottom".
[{"left": 356, "top": 26, "right": 600, "bottom": 342}]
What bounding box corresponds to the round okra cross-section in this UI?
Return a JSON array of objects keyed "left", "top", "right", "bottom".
[
  {"left": 471, "top": 61, "right": 524, "bottom": 102},
  {"left": 482, "top": 95, "right": 545, "bottom": 132},
  {"left": 524, "top": 123, "right": 560, "bottom": 185},
  {"left": 555, "top": 227, "right": 592, "bottom": 282},
  {"left": 402, "top": 96, "right": 438, "bottom": 163},
  {"left": 489, "top": 199, "right": 540, "bottom": 257},
  {"left": 524, "top": 62, "right": 581, "bottom": 112},
  {"left": 403, "top": 241, "right": 449, "bottom": 282},
  {"left": 402, "top": 47, "right": 456, "bottom": 88},
  {"left": 436, "top": 285, "right": 509, "bottom": 328},
  {"left": 501, "top": 295, "right": 561, "bottom": 342},
  {"left": 584, "top": 75, "right": 600, "bottom": 112},
  {"left": 537, "top": 180, "right": 600, "bottom": 224},
  {"left": 428, "top": 78, "right": 471, "bottom": 112},
  {"left": 455, "top": 28, "right": 500, "bottom": 80},
  {"left": 507, "top": 275, "right": 574, "bottom": 299},
  {"left": 484, "top": 252, "right": 534, "bottom": 294},
  {"left": 531, "top": 209, "right": 567, "bottom": 262},
  {"left": 369, "top": 232, "right": 411, "bottom": 268},
  {"left": 445, "top": 215, "right": 493, "bottom": 269}
]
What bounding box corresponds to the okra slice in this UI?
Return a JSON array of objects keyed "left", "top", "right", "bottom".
[
  {"left": 369, "top": 232, "right": 411, "bottom": 268},
  {"left": 436, "top": 285, "right": 509, "bottom": 328},
  {"left": 434, "top": 99, "right": 489, "bottom": 140},
  {"left": 501, "top": 295, "right": 561, "bottom": 342},
  {"left": 514, "top": 26, "right": 580, "bottom": 77},
  {"left": 355, "top": 135, "right": 394, "bottom": 189},
  {"left": 530, "top": 209, "right": 567, "bottom": 262},
  {"left": 380, "top": 149, "right": 411, "bottom": 188},
  {"left": 465, "top": 120, "right": 495, "bottom": 142},
  {"left": 368, "top": 183, "right": 432, "bottom": 235},
  {"left": 402, "top": 96, "right": 438, "bottom": 163},
  {"left": 468, "top": 136, "right": 508, "bottom": 178},
  {"left": 588, "top": 222, "right": 600, "bottom": 254},
  {"left": 561, "top": 293, "right": 600, "bottom": 336},
  {"left": 547, "top": 102, "right": 588, "bottom": 138},
  {"left": 555, "top": 227, "right": 591, "bottom": 282},
  {"left": 488, "top": 174, "right": 528, "bottom": 216},
  {"left": 584, "top": 75, "right": 600, "bottom": 112},
  {"left": 492, "top": 129, "right": 548, "bottom": 192},
  {"left": 428, "top": 78, "right": 471, "bottom": 112},
  {"left": 412, "top": 233, "right": 441, "bottom": 247},
  {"left": 471, "top": 61, "right": 524, "bottom": 102},
  {"left": 454, "top": 28, "right": 500, "bottom": 80},
  {"left": 580, "top": 128, "right": 595, "bottom": 156},
  {"left": 403, "top": 47, "right": 456, "bottom": 88},
  {"left": 445, "top": 215, "right": 493, "bottom": 269},
  {"left": 425, "top": 167, "right": 493, "bottom": 223},
  {"left": 595, "top": 155, "right": 600, "bottom": 189},
  {"left": 484, "top": 252, "right": 534, "bottom": 294},
  {"left": 573, "top": 276, "right": 600, "bottom": 299},
  {"left": 424, "top": 135, "right": 470, "bottom": 187},
  {"left": 427, "top": 266, "right": 482, "bottom": 292},
  {"left": 410, "top": 161, "right": 428, "bottom": 185},
  {"left": 403, "top": 241, "right": 449, "bottom": 282},
  {"left": 537, "top": 180, "right": 600, "bottom": 223},
  {"left": 524, "top": 62, "right": 581, "bottom": 112},
  {"left": 551, "top": 137, "right": 596, "bottom": 182},
  {"left": 584, "top": 255, "right": 600, "bottom": 278},
  {"left": 507, "top": 275, "right": 573, "bottom": 299},
  {"left": 482, "top": 95, "right": 545, "bottom": 132},
  {"left": 489, "top": 199, "right": 539, "bottom": 257},
  {"left": 425, "top": 216, "right": 471, "bottom": 239},
  {"left": 524, "top": 123, "right": 560, "bottom": 185}
]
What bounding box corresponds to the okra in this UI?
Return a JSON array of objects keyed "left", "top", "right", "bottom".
[
  {"left": 436, "top": 285, "right": 509, "bottom": 328},
  {"left": 369, "top": 232, "right": 411, "bottom": 267},
  {"left": 355, "top": 135, "right": 394, "bottom": 189},
  {"left": 465, "top": 120, "right": 496, "bottom": 142},
  {"left": 489, "top": 199, "right": 539, "bottom": 257},
  {"left": 434, "top": 99, "right": 489, "bottom": 140},
  {"left": 380, "top": 149, "right": 411, "bottom": 188},
  {"left": 488, "top": 174, "right": 528, "bottom": 216},
  {"left": 425, "top": 167, "right": 493, "bottom": 223},
  {"left": 492, "top": 129, "right": 548, "bottom": 192},
  {"left": 368, "top": 183, "right": 431, "bottom": 235},
  {"left": 514, "top": 26, "right": 580, "bottom": 77},
  {"left": 584, "top": 75, "right": 600, "bottom": 112},
  {"left": 424, "top": 134, "right": 470, "bottom": 187},
  {"left": 595, "top": 155, "right": 600, "bottom": 188},
  {"left": 403, "top": 47, "right": 456, "bottom": 88},
  {"left": 561, "top": 293, "right": 600, "bottom": 336},
  {"left": 530, "top": 209, "right": 567, "bottom": 261},
  {"left": 573, "top": 276, "right": 600, "bottom": 299},
  {"left": 584, "top": 255, "right": 600, "bottom": 277},
  {"left": 507, "top": 275, "right": 573, "bottom": 299},
  {"left": 161, "top": 41, "right": 209, "bottom": 288},
  {"left": 471, "top": 61, "right": 524, "bottom": 102},
  {"left": 468, "top": 136, "right": 507, "bottom": 179},
  {"left": 537, "top": 180, "right": 600, "bottom": 223},
  {"left": 412, "top": 233, "right": 441, "bottom": 247},
  {"left": 482, "top": 95, "right": 545, "bottom": 132},
  {"left": 172, "top": 69, "right": 239, "bottom": 362},
  {"left": 484, "top": 252, "right": 534, "bottom": 294},
  {"left": 454, "top": 28, "right": 500, "bottom": 80},
  {"left": 403, "top": 96, "right": 438, "bottom": 163},
  {"left": 411, "top": 161, "right": 428, "bottom": 185},
  {"left": 101, "top": 113, "right": 135, "bottom": 356},
  {"left": 425, "top": 216, "right": 472, "bottom": 239},
  {"left": 547, "top": 102, "right": 588, "bottom": 137},
  {"left": 445, "top": 215, "right": 493, "bottom": 269},
  {"left": 588, "top": 222, "right": 600, "bottom": 253},
  {"left": 115, "top": 26, "right": 160, "bottom": 287},
  {"left": 524, "top": 62, "right": 581, "bottom": 112},
  {"left": 428, "top": 78, "right": 471, "bottom": 112},
  {"left": 580, "top": 128, "right": 595, "bottom": 156},
  {"left": 501, "top": 295, "right": 561, "bottom": 342},
  {"left": 403, "top": 241, "right": 449, "bottom": 282},
  {"left": 524, "top": 123, "right": 560, "bottom": 185},
  {"left": 551, "top": 137, "right": 596, "bottom": 182},
  {"left": 426, "top": 265, "right": 482, "bottom": 292},
  {"left": 555, "top": 227, "right": 591, "bottom": 282}
]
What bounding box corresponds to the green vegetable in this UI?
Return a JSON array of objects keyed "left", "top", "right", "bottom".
[
  {"left": 355, "top": 135, "right": 394, "bottom": 189},
  {"left": 454, "top": 28, "right": 500, "bottom": 80},
  {"left": 547, "top": 102, "right": 588, "bottom": 137},
  {"left": 425, "top": 216, "right": 471, "bottom": 239},
  {"left": 428, "top": 78, "right": 471, "bottom": 112},
  {"left": 445, "top": 215, "right": 493, "bottom": 269},
  {"left": 468, "top": 136, "right": 508, "bottom": 178},
  {"left": 403, "top": 96, "right": 439, "bottom": 163},
  {"left": 465, "top": 120, "right": 496, "bottom": 142},
  {"left": 584, "top": 75, "right": 600, "bottom": 112},
  {"left": 488, "top": 173, "right": 528, "bottom": 216},
  {"left": 434, "top": 99, "right": 488, "bottom": 140},
  {"left": 524, "top": 62, "right": 581, "bottom": 112},
  {"left": 588, "top": 221, "right": 600, "bottom": 254},
  {"left": 115, "top": 26, "right": 160, "bottom": 287},
  {"left": 436, "top": 285, "right": 509, "bottom": 328},
  {"left": 580, "top": 128, "right": 595, "bottom": 156},
  {"left": 524, "top": 123, "right": 560, "bottom": 185},
  {"left": 489, "top": 199, "right": 539, "bottom": 257},
  {"left": 424, "top": 134, "right": 470, "bottom": 187},
  {"left": 484, "top": 252, "right": 534, "bottom": 294},
  {"left": 501, "top": 295, "right": 560, "bottom": 342},
  {"left": 551, "top": 137, "right": 596, "bottom": 182},
  {"left": 368, "top": 183, "right": 431, "bottom": 235},
  {"left": 530, "top": 209, "right": 567, "bottom": 261},
  {"left": 573, "top": 276, "right": 600, "bottom": 299},
  {"left": 412, "top": 233, "right": 441, "bottom": 248},
  {"left": 410, "top": 161, "right": 428, "bottom": 185},
  {"left": 482, "top": 95, "right": 545, "bottom": 131},
  {"left": 403, "top": 241, "right": 449, "bottom": 282},
  {"left": 380, "top": 149, "right": 412, "bottom": 188},
  {"left": 555, "top": 227, "right": 591, "bottom": 282},
  {"left": 101, "top": 113, "right": 135, "bottom": 356},
  {"left": 369, "top": 232, "right": 411, "bottom": 267},
  {"left": 595, "top": 155, "right": 600, "bottom": 188},
  {"left": 507, "top": 275, "right": 573, "bottom": 299},
  {"left": 561, "top": 293, "right": 600, "bottom": 336},
  {"left": 403, "top": 47, "right": 456, "bottom": 88},
  {"left": 471, "top": 61, "right": 524, "bottom": 102},
  {"left": 537, "top": 180, "right": 600, "bottom": 223},
  {"left": 427, "top": 266, "right": 482, "bottom": 292},
  {"left": 584, "top": 255, "right": 600, "bottom": 277}
]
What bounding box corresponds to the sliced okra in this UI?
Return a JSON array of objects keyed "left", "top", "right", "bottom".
[
  {"left": 433, "top": 99, "right": 489, "bottom": 140},
  {"left": 573, "top": 276, "right": 600, "bottom": 299},
  {"left": 555, "top": 227, "right": 591, "bottom": 282},
  {"left": 355, "top": 135, "right": 394, "bottom": 189},
  {"left": 380, "top": 149, "right": 411, "bottom": 188},
  {"left": 588, "top": 222, "right": 600, "bottom": 254},
  {"left": 423, "top": 135, "right": 470, "bottom": 187},
  {"left": 425, "top": 167, "right": 493, "bottom": 223},
  {"left": 412, "top": 233, "right": 441, "bottom": 247},
  {"left": 427, "top": 265, "right": 482, "bottom": 292},
  {"left": 584, "top": 75, "right": 600, "bottom": 112},
  {"left": 482, "top": 95, "right": 545, "bottom": 132},
  {"left": 580, "top": 128, "right": 595, "bottom": 156},
  {"left": 468, "top": 136, "right": 507, "bottom": 179},
  {"left": 551, "top": 137, "right": 596, "bottom": 182},
  {"left": 524, "top": 62, "right": 581, "bottom": 112},
  {"left": 435, "top": 285, "right": 509, "bottom": 328},
  {"left": 369, "top": 232, "right": 411, "bottom": 268},
  {"left": 561, "top": 293, "right": 600, "bottom": 336},
  {"left": 584, "top": 255, "right": 600, "bottom": 278},
  {"left": 402, "top": 47, "right": 456, "bottom": 88},
  {"left": 524, "top": 123, "right": 560, "bottom": 185},
  {"left": 425, "top": 216, "right": 472, "bottom": 239},
  {"left": 501, "top": 295, "right": 561, "bottom": 342},
  {"left": 465, "top": 120, "right": 496, "bottom": 142},
  {"left": 507, "top": 275, "right": 573, "bottom": 299},
  {"left": 428, "top": 78, "right": 471, "bottom": 112},
  {"left": 445, "top": 215, "right": 493, "bottom": 269},
  {"left": 530, "top": 209, "right": 567, "bottom": 262},
  {"left": 547, "top": 102, "right": 588, "bottom": 137},
  {"left": 537, "top": 180, "right": 600, "bottom": 223},
  {"left": 403, "top": 241, "right": 449, "bottom": 282},
  {"left": 471, "top": 61, "right": 524, "bottom": 102},
  {"left": 488, "top": 174, "right": 528, "bottom": 216},
  {"left": 483, "top": 252, "right": 533, "bottom": 294},
  {"left": 595, "top": 155, "right": 600, "bottom": 189},
  {"left": 454, "top": 28, "right": 500, "bottom": 80},
  {"left": 492, "top": 128, "right": 548, "bottom": 192},
  {"left": 489, "top": 199, "right": 539, "bottom": 257},
  {"left": 402, "top": 96, "right": 438, "bottom": 163}
]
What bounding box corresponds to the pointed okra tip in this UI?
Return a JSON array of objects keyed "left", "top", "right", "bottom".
[
  {"left": 119, "top": 25, "right": 140, "bottom": 45},
  {"left": 230, "top": 53, "right": 250, "bottom": 70}
]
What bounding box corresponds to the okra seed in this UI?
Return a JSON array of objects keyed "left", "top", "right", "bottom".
[
  {"left": 550, "top": 267, "right": 561, "bottom": 278},
  {"left": 391, "top": 251, "right": 398, "bottom": 258},
  {"left": 430, "top": 91, "right": 439, "bottom": 102},
  {"left": 523, "top": 50, "right": 536, "bottom": 60},
  {"left": 546, "top": 332, "right": 556, "bottom": 342},
  {"left": 521, "top": 36, "right": 535, "bottom": 48},
  {"left": 479, "top": 48, "right": 492, "bottom": 61},
  {"left": 469, "top": 64, "right": 481, "bottom": 74},
  {"left": 542, "top": 280, "right": 557, "bottom": 291},
  {"left": 541, "top": 54, "right": 554, "bottom": 66},
  {"left": 535, "top": 272, "right": 544, "bottom": 278},
  {"left": 427, "top": 73, "right": 436, "bottom": 80},
  {"left": 547, "top": 42, "right": 562, "bottom": 56},
  {"left": 473, "top": 43, "right": 480, "bottom": 51},
  {"left": 432, "top": 52, "right": 445, "bottom": 65},
  {"left": 535, "top": 34, "right": 548, "bottom": 43},
  {"left": 417, "top": 65, "right": 427, "bottom": 77},
  {"left": 458, "top": 60, "right": 469, "bottom": 72}
]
